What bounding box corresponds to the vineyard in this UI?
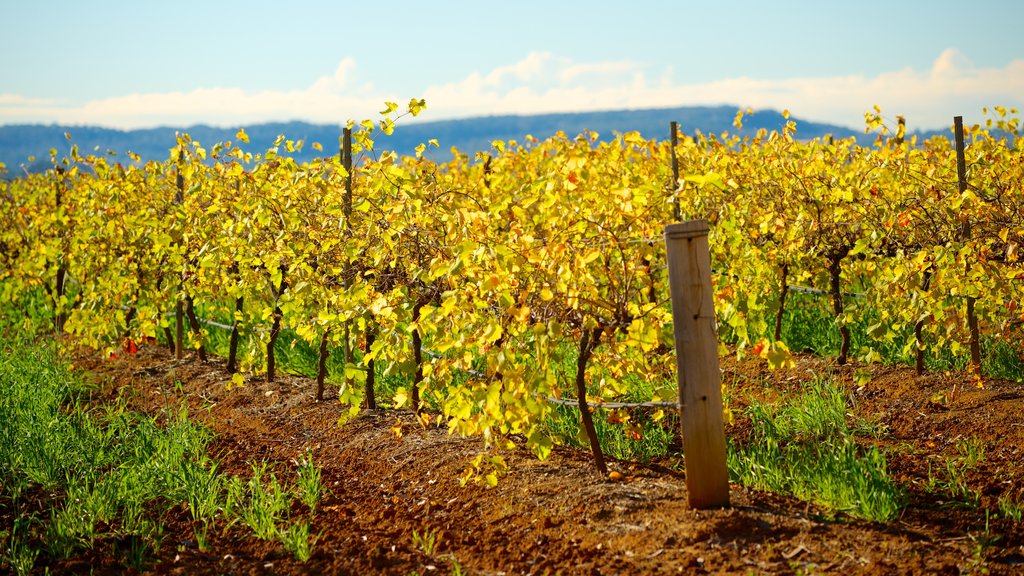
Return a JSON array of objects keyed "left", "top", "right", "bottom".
[{"left": 2, "top": 101, "right": 1024, "bottom": 573}]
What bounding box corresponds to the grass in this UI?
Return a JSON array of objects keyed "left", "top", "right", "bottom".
[
  {"left": 740, "top": 290, "right": 1024, "bottom": 381},
  {"left": 279, "top": 520, "right": 317, "bottom": 562},
  {"left": 0, "top": 334, "right": 325, "bottom": 572},
  {"left": 295, "top": 449, "right": 323, "bottom": 513},
  {"left": 411, "top": 527, "right": 439, "bottom": 556},
  {"left": 998, "top": 496, "right": 1023, "bottom": 523},
  {"left": 922, "top": 436, "right": 986, "bottom": 508},
  {"left": 727, "top": 377, "right": 906, "bottom": 521}
]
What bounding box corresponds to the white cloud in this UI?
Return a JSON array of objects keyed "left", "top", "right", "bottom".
[
  {"left": 419, "top": 49, "right": 1024, "bottom": 131},
  {"left": 1, "top": 49, "right": 1021, "bottom": 131}
]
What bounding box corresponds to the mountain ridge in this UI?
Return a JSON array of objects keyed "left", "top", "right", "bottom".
[{"left": 0, "top": 105, "right": 942, "bottom": 173}]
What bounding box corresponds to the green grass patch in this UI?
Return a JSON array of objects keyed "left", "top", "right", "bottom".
[
  {"left": 0, "top": 335, "right": 324, "bottom": 573},
  {"left": 727, "top": 377, "right": 905, "bottom": 521},
  {"left": 723, "top": 290, "right": 1024, "bottom": 381}
]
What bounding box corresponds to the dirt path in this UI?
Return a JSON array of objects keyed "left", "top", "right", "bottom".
[{"left": 66, "top": 344, "right": 1024, "bottom": 575}]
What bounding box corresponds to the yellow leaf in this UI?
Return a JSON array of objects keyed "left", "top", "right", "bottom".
[
  {"left": 236, "top": 128, "right": 249, "bottom": 143},
  {"left": 393, "top": 389, "right": 409, "bottom": 409},
  {"left": 407, "top": 98, "right": 426, "bottom": 116}
]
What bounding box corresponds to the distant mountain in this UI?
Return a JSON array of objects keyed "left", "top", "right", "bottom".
[{"left": 0, "top": 105, "right": 929, "bottom": 174}]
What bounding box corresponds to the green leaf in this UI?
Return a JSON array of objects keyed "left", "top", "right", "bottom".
[
  {"left": 343, "top": 363, "right": 362, "bottom": 380},
  {"left": 866, "top": 322, "right": 888, "bottom": 339},
  {"left": 528, "top": 428, "right": 553, "bottom": 460}
]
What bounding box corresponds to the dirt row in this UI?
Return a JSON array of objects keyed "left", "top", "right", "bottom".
[{"left": 50, "top": 344, "right": 1024, "bottom": 575}]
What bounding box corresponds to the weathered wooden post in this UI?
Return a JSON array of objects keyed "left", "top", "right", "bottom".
[
  {"left": 174, "top": 148, "right": 185, "bottom": 360},
  {"left": 669, "top": 121, "right": 682, "bottom": 221},
  {"left": 954, "top": 116, "right": 982, "bottom": 376},
  {"left": 664, "top": 220, "right": 730, "bottom": 509}
]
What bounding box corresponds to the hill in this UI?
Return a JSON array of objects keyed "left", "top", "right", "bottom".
[{"left": 1, "top": 105, "right": 908, "bottom": 172}]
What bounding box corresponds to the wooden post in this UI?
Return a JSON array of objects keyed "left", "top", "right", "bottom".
[
  {"left": 53, "top": 167, "right": 68, "bottom": 335},
  {"left": 174, "top": 149, "right": 185, "bottom": 360},
  {"left": 341, "top": 128, "right": 354, "bottom": 392},
  {"left": 664, "top": 220, "right": 730, "bottom": 509},
  {"left": 669, "top": 121, "right": 682, "bottom": 221},
  {"left": 954, "top": 116, "right": 982, "bottom": 376}
]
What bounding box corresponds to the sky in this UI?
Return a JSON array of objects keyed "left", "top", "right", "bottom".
[{"left": 2, "top": 0, "right": 1023, "bottom": 132}]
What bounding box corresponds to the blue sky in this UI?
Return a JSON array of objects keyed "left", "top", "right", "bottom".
[{"left": 2, "top": 0, "right": 1022, "bottom": 131}]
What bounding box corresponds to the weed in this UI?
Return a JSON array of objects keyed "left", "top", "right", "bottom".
[
  {"left": 194, "top": 520, "right": 211, "bottom": 552},
  {"left": 965, "top": 510, "right": 1000, "bottom": 575},
  {"left": 177, "top": 458, "right": 223, "bottom": 523},
  {"left": 923, "top": 437, "right": 985, "bottom": 507},
  {"left": 955, "top": 437, "right": 986, "bottom": 468},
  {"left": 238, "top": 463, "right": 288, "bottom": 540},
  {"left": 412, "top": 528, "right": 439, "bottom": 556},
  {"left": 295, "top": 450, "right": 323, "bottom": 513},
  {"left": 279, "top": 520, "right": 317, "bottom": 562},
  {"left": 997, "top": 496, "right": 1022, "bottom": 523},
  {"left": 3, "top": 517, "right": 38, "bottom": 576},
  {"left": 117, "top": 533, "right": 153, "bottom": 572},
  {"left": 1, "top": 332, "right": 327, "bottom": 569}
]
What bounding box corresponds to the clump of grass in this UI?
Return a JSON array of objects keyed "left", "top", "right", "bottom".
[
  {"left": 238, "top": 462, "right": 292, "bottom": 541},
  {"left": 279, "top": 520, "right": 318, "bottom": 562},
  {"left": 295, "top": 450, "right": 323, "bottom": 513},
  {"left": 923, "top": 436, "right": 986, "bottom": 507},
  {"left": 412, "top": 527, "right": 439, "bottom": 556},
  {"left": 3, "top": 516, "right": 39, "bottom": 576},
  {"left": 727, "top": 378, "right": 905, "bottom": 521},
  {"left": 0, "top": 335, "right": 325, "bottom": 570},
  {"left": 998, "top": 496, "right": 1023, "bottom": 523}
]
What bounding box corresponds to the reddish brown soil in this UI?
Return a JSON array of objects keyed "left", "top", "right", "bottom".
[{"left": 31, "top": 345, "right": 1024, "bottom": 574}]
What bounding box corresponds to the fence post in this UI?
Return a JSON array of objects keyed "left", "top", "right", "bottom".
[
  {"left": 342, "top": 127, "right": 354, "bottom": 392},
  {"left": 174, "top": 148, "right": 185, "bottom": 360},
  {"left": 664, "top": 220, "right": 730, "bottom": 509},
  {"left": 53, "top": 166, "right": 68, "bottom": 335},
  {"left": 669, "top": 121, "right": 681, "bottom": 221},
  {"left": 953, "top": 116, "right": 982, "bottom": 376}
]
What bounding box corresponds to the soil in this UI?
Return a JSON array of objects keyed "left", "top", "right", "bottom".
[{"left": 23, "top": 344, "right": 1024, "bottom": 575}]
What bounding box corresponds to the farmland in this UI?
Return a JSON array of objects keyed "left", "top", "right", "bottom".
[{"left": 1, "top": 103, "right": 1023, "bottom": 573}]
